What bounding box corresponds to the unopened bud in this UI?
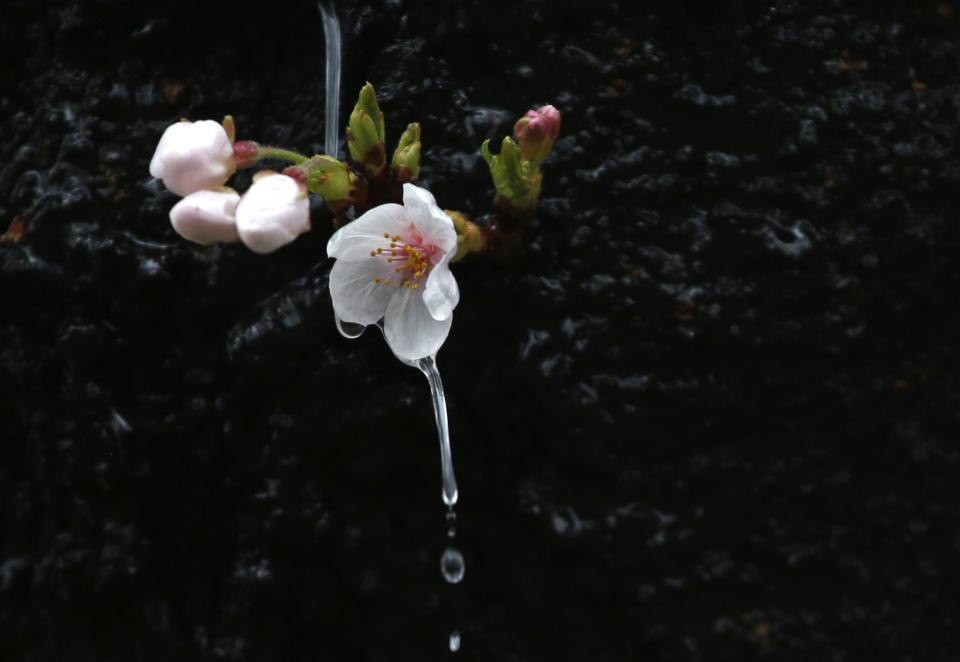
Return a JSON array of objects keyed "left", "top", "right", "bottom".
[
  {"left": 513, "top": 105, "right": 561, "bottom": 169},
  {"left": 481, "top": 136, "right": 538, "bottom": 219},
  {"left": 302, "top": 155, "right": 367, "bottom": 213},
  {"left": 347, "top": 82, "right": 387, "bottom": 179},
  {"left": 235, "top": 172, "right": 310, "bottom": 254},
  {"left": 445, "top": 210, "right": 486, "bottom": 262},
  {"left": 391, "top": 122, "right": 421, "bottom": 183},
  {"left": 169, "top": 187, "right": 240, "bottom": 245},
  {"left": 149, "top": 119, "right": 236, "bottom": 196}
]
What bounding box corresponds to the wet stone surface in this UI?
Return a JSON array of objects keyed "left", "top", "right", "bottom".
[{"left": 2, "top": 1, "right": 960, "bottom": 660}]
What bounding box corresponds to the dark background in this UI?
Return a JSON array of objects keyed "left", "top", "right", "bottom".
[{"left": 2, "top": 0, "right": 960, "bottom": 660}]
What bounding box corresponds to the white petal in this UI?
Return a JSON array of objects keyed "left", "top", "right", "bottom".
[
  {"left": 401, "top": 183, "right": 457, "bottom": 253},
  {"left": 326, "top": 203, "right": 405, "bottom": 261},
  {"left": 169, "top": 189, "right": 240, "bottom": 244},
  {"left": 422, "top": 252, "right": 459, "bottom": 321},
  {"left": 329, "top": 259, "right": 394, "bottom": 325},
  {"left": 149, "top": 120, "right": 235, "bottom": 196},
  {"left": 384, "top": 286, "right": 452, "bottom": 361},
  {"left": 235, "top": 174, "right": 310, "bottom": 254}
]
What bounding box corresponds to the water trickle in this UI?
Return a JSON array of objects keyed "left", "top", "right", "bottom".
[
  {"left": 319, "top": 1, "right": 341, "bottom": 158},
  {"left": 366, "top": 321, "right": 460, "bottom": 507},
  {"left": 440, "top": 548, "right": 465, "bottom": 584},
  {"left": 418, "top": 355, "right": 459, "bottom": 507},
  {"left": 318, "top": 2, "right": 464, "bottom": 651}
]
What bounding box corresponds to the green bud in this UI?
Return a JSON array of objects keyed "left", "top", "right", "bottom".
[
  {"left": 347, "top": 82, "right": 387, "bottom": 178},
  {"left": 391, "top": 122, "right": 421, "bottom": 183},
  {"left": 482, "top": 137, "right": 537, "bottom": 218},
  {"left": 446, "top": 209, "right": 486, "bottom": 262},
  {"left": 302, "top": 155, "right": 367, "bottom": 213}
]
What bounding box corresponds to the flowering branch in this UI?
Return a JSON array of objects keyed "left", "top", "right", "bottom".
[{"left": 148, "top": 85, "right": 559, "bottom": 262}]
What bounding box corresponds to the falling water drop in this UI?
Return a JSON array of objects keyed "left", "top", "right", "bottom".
[
  {"left": 440, "top": 548, "right": 465, "bottom": 584},
  {"left": 446, "top": 507, "right": 457, "bottom": 538},
  {"left": 448, "top": 629, "right": 461, "bottom": 653}
]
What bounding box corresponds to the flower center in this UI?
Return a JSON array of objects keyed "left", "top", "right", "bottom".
[{"left": 370, "top": 230, "right": 439, "bottom": 288}]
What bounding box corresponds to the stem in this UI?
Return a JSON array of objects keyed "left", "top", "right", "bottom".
[{"left": 256, "top": 146, "right": 309, "bottom": 165}]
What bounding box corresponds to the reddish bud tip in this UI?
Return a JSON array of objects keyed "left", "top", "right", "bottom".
[
  {"left": 513, "top": 105, "right": 561, "bottom": 168},
  {"left": 520, "top": 105, "right": 560, "bottom": 142},
  {"left": 233, "top": 141, "right": 259, "bottom": 168},
  {"left": 282, "top": 166, "right": 308, "bottom": 186}
]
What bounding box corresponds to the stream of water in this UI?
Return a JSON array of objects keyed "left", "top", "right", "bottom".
[
  {"left": 319, "top": 1, "right": 341, "bottom": 159},
  {"left": 323, "top": 5, "right": 464, "bottom": 648}
]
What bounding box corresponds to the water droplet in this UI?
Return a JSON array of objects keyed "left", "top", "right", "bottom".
[
  {"left": 448, "top": 629, "right": 461, "bottom": 652},
  {"left": 447, "top": 527, "right": 456, "bottom": 539},
  {"left": 334, "top": 316, "right": 365, "bottom": 339},
  {"left": 440, "top": 548, "right": 465, "bottom": 584}
]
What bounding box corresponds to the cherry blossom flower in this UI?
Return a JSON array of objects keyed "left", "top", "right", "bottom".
[
  {"left": 235, "top": 172, "right": 311, "bottom": 254},
  {"left": 327, "top": 183, "right": 459, "bottom": 361},
  {"left": 169, "top": 187, "right": 240, "bottom": 244},
  {"left": 149, "top": 120, "right": 236, "bottom": 196}
]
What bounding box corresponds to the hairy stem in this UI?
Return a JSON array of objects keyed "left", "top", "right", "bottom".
[{"left": 255, "top": 146, "right": 310, "bottom": 165}]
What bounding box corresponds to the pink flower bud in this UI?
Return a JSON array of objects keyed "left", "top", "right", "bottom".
[
  {"left": 235, "top": 172, "right": 311, "bottom": 254},
  {"left": 149, "top": 120, "right": 236, "bottom": 196},
  {"left": 513, "top": 105, "right": 561, "bottom": 168},
  {"left": 169, "top": 188, "right": 241, "bottom": 245}
]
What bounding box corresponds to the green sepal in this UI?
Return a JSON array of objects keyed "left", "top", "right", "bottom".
[
  {"left": 302, "top": 154, "right": 367, "bottom": 212},
  {"left": 347, "top": 82, "right": 387, "bottom": 178},
  {"left": 391, "top": 122, "right": 421, "bottom": 183},
  {"left": 482, "top": 137, "right": 537, "bottom": 216}
]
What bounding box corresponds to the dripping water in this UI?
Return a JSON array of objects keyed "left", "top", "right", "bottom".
[
  {"left": 336, "top": 319, "right": 460, "bottom": 508},
  {"left": 320, "top": 0, "right": 458, "bottom": 509},
  {"left": 440, "top": 547, "right": 465, "bottom": 584},
  {"left": 418, "top": 355, "right": 459, "bottom": 507},
  {"left": 442, "top": 506, "right": 464, "bottom": 652},
  {"left": 322, "top": 5, "right": 464, "bottom": 643},
  {"left": 319, "top": 0, "right": 341, "bottom": 158}
]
